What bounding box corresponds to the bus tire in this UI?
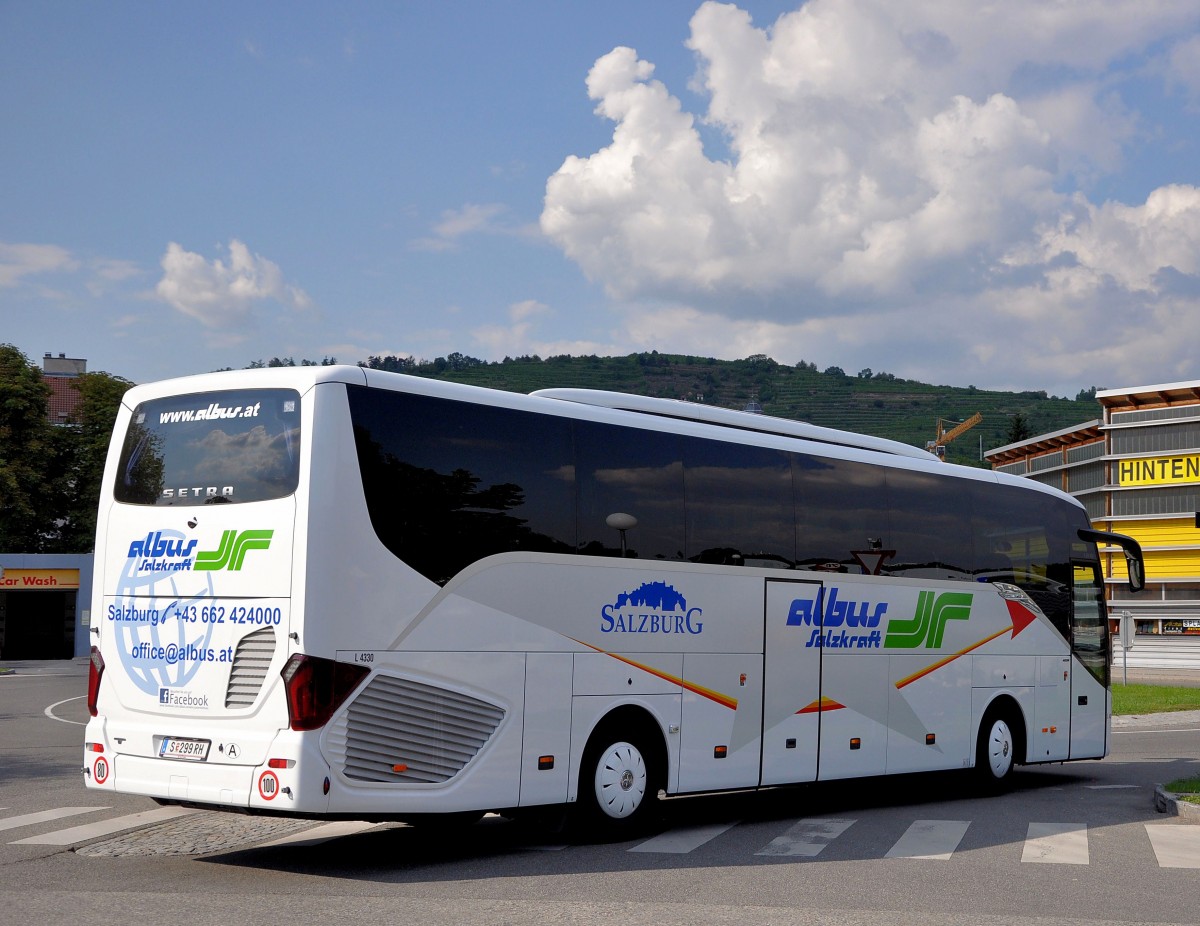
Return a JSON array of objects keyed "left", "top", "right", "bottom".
[
  {"left": 578, "top": 722, "right": 662, "bottom": 837},
  {"left": 975, "top": 708, "right": 1018, "bottom": 786}
]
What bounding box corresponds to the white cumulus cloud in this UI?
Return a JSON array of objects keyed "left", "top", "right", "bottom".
[
  {"left": 541, "top": 0, "right": 1200, "bottom": 392},
  {"left": 0, "top": 242, "right": 79, "bottom": 288},
  {"left": 155, "top": 240, "right": 312, "bottom": 335}
]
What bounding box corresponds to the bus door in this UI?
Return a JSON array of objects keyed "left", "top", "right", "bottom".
[
  {"left": 761, "top": 579, "right": 824, "bottom": 786},
  {"left": 1069, "top": 560, "right": 1109, "bottom": 758}
]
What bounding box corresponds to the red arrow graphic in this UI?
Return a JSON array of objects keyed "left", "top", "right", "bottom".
[{"left": 895, "top": 597, "right": 1039, "bottom": 690}]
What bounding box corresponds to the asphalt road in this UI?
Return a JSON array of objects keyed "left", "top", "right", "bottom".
[{"left": 2, "top": 659, "right": 1199, "bottom": 926}]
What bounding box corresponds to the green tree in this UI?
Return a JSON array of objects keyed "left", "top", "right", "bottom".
[
  {"left": 0, "top": 344, "right": 62, "bottom": 551},
  {"left": 55, "top": 371, "right": 134, "bottom": 551},
  {"left": 0, "top": 346, "right": 131, "bottom": 553},
  {"left": 1006, "top": 412, "right": 1033, "bottom": 445}
]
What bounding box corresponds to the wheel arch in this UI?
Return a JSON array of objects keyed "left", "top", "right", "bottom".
[
  {"left": 581, "top": 703, "right": 670, "bottom": 779},
  {"left": 566, "top": 700, "right": 672, "bottom": 815},
  {"left": 976, "top": 692, "right": 1028, "bottom": 767},
  {"left": 568, "top": 696, "right": 677, "bottom": 803}
]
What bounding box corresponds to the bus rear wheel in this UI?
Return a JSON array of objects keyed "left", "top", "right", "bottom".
[{"left": 578, "top": 727, "right": 661, "bottom": 837}]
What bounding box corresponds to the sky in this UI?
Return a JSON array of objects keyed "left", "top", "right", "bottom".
[{"left": 3, "top": 1, "right": 1200, "bottom": 398}]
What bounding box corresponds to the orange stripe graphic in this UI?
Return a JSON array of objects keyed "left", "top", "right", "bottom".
[
  {"left": 894, "top": 626, "right": 1009, "bottom": 689},
  {"left": 797, "top": 697, "right": 845, "bottom": 714},
  {"left": 570, "top": 639, "right": 739, "bottom": 710}
]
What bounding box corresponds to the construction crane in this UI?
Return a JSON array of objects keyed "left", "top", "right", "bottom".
[{"left": 926, "top": 413, "right": 982, "bottom": 459}]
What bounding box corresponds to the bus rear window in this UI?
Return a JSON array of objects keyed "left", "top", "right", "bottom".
[{"left": 114, "top": 389, "right": 301, "bottom": 506}]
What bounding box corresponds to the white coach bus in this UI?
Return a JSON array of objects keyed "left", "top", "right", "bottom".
[{"left": 83, "top": 366, "right": 1144, "bottom": 832}]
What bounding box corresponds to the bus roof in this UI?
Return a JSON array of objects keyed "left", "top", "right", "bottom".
[
  {"left": 531, "top": 388, "right": 933, "bottom": 461},
  {"left": 116, "top": 364, "right": 1081, "bottom": 507}
]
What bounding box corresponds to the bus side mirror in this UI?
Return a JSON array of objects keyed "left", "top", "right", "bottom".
[
  {"left": 1124, "top": 549, "right": 1145, "bottom": 593},
  {"left": 1078, "top": 529, "right": 1145, "bottom": 593}
]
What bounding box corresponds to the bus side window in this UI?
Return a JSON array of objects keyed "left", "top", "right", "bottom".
[
  {"left": 349, "top": 388, "right": 576, "bottom": 584},
  {"left": 682, "top": 437, "right": 794, "bottom": 568},
  {"left": 972, "top": 481, "right": 1078, "bottom": 641},
  {"left": 884, "top": 468, "right": 976, "bottom": 580},
  {"left": 575, "top": 421, "right": 685, "bottom": 562},
  {"left": 793, "top": 454, "right": 887, "bottom": 574}
]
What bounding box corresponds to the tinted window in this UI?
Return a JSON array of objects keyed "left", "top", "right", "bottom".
[
  {"left": 794, "top": 454, "right": 888, "bottom": 573},
  {"left": 576, "top": 420, "right": 684, "bottom": 562},
  {"left": 346, "top": 381, "right": 1102, "bottom": 656},
  {"left": 349, "top": 387, "right": 575, "bottom": 585},
  {"left": 884, "top": 468, "right": 977, "bottom": 578},
  {"left": 683, "top": 437, "right": 794, "bottom": 566},
  {"left": 1071, "top": 561, "right": 1109, "bottom": 685},
  {"left": 973, "top": 481, "right": 1094, "bottom": 642},
  {"left": 115, "top": 389, "right": 301, "bottom": 506}
]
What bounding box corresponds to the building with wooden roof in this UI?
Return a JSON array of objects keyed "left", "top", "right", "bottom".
[{"left": 987, "top": 380, "right": 1200, "bottom": 672}]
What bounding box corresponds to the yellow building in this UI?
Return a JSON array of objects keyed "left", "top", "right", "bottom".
[{"left": 988, "top": 381, "right": 1200, "bottom": 670}]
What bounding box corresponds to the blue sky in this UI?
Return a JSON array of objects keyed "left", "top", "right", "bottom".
[{"left": 3, "top": 1, "right": 1200, "bottom": 397}]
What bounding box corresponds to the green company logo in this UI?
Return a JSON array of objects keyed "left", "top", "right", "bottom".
[
  {"left": 194, "top": 530, "right": 274, "bottom": 571},
  {"left": 884, "top": 591, "right": 973, "bottom": 649}
]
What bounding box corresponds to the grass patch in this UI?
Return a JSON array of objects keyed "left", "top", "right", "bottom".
[
  {"left": 1165, "top": 776, "right": 1200, "bottom": 805},
  {"left": 1110, "top": 683, "right": 1200, "bottom": 716}
]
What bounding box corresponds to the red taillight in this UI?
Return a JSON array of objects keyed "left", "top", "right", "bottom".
[
  {"left": 280, "top": 654, "right": 369, "bottom": 731},
  {"left": 87, "top": 646, "right": 105, "bottom": 717}
]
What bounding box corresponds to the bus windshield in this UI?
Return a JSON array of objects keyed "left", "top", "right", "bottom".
[{"left": 114, "top": 388, "right": 301, "bottom": 506}]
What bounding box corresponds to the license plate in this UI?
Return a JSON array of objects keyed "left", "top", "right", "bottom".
[{"left": 159, "top": 736, "right": 211, "bottom": 761}]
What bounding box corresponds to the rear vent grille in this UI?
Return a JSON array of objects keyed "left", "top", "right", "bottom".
[
  {"left": 341, "top": 676, "right": 505, "bottom": 783},
  {"left": 224, "top": 626, "right": 277, "bottom": 708}
]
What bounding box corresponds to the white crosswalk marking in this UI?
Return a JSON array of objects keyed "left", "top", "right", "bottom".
[
  {"left": 0, "top": 806, "right": 109, "bottom": 834},
  {"left": 7, "top": 803, "right": 1200, "bottom": 871},
  {"left": 755, "top": 818, "right": 855, "bottom": 857},
  {"left": 1021, "top": 822, "right": 1089, "bottom": 864},
  {"left": 630, "top": 821, "right": 738, "bottom": 853},
  {"left": 885, "top": 819, "right": 970, "bottom": 860},
  {"left": 1145, "top": 825, "right": 1200, "bottom": 869},
  {"left": 10, "top": 805, "right": 197, "bottom": 846}
]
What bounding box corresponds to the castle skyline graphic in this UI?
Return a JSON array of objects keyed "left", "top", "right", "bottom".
[{"left": 612, "top": 581, "right": 687, "bottom": 612}]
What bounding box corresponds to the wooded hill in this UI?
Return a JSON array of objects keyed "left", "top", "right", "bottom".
[{"left": 360, "top": 352, "right": 1100, "bottom": 468}]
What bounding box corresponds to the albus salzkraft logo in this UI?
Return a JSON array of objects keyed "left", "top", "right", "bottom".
[
  {"left": 601, "top": 581, "right": 704, "bottom": 635},
  {"left": 110, "top": 527, "right": 274, "bottom": 698},
  {"left": 786, "top": 585, "right": 973, "bottom": 650}
]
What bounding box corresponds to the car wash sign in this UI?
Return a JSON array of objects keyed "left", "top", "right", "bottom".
[{"left": 0, "top": 568, "right": 80, "bottom": 589}]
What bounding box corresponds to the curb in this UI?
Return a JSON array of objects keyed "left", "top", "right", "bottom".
[{"left": 1155, "top": 785, "right": 1200, "bottom": 823}]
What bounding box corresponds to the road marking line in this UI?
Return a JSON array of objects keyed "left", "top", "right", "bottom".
[
  {"left": 0, "top": 807, "right": 109, "bottom": 834},
  {"left": 11, "top": 805, "right": 196, "bottom": 845},
  {"left": 1113, "top": 729, "right": 1200, "bottom": 735},
  {"left": 755, "top": 818, "right": 855, "bottom": 857},
  {"left": 45, "top": 695, "right": 86, "bottom": 725},
  {"left": 629, "top": 821, "right": 738, "bottom": 853},
  {"left": 885, "top": 819, "right": 970, "bottom": 860},
  {"left": 1145, "top": 825, "right": 1200, "bottom": 869},
  {"left": 1022, "top": 822, "right": 1088, "bottom": 864}
]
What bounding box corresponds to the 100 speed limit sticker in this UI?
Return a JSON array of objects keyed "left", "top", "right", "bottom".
[{"left": 257, "top": 770, "right": 279, "bottom": 800}]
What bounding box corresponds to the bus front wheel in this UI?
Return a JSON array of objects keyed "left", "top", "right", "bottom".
[{"left": 976, "top": 712, "right": 1016, "bottom": 785}]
